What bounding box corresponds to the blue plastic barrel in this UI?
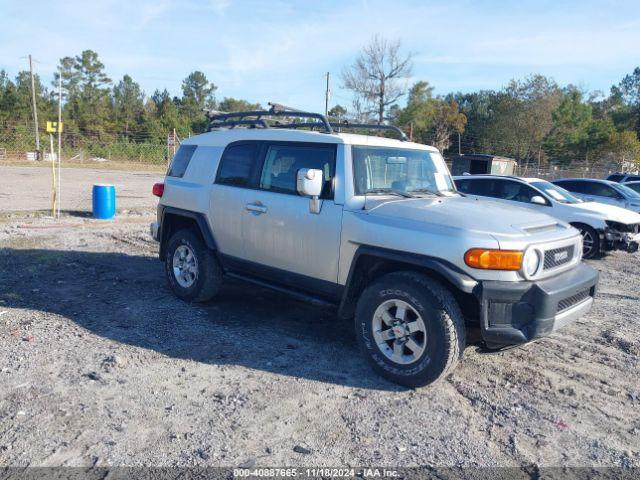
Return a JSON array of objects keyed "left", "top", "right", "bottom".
[{"left": 92, "top": 184, "right": 116, "bottom": 219}]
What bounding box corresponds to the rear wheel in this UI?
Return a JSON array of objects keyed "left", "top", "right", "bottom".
[
  {"left": 165, "top": 229, "right": 222, "bottom": 302},
  {"left": 354, "top": 272, "right": 466, "bottom": 388}
]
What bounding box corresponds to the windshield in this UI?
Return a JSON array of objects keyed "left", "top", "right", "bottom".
[
  {"left": 614, "top": 183, "right": 640, "bottom": 199},
  {"left": 352, "top": 145, "right": 454, "bottom": 196},
  {"left": 530, "top": 181, "right": 583, "bottom": 204}
]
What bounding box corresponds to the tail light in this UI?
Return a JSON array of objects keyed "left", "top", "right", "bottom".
[{"left": 152, "top": 182, "right": 165, "bottom": 197}]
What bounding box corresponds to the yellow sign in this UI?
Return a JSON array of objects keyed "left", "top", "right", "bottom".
[{"left": 46, "top": 121, "right": 63, "bottom": 133}]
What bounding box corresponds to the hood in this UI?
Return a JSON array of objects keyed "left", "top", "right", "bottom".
[
  {"left": 363, "top": 195, "right": 569, "bottom": 239},
  {"left": 573, "top": 201, "right": 640, "bottom": 224}
]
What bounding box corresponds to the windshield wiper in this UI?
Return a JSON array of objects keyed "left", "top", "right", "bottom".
[
  {"left": 407, "top": 187, "right": 445, "bottom": 197},
  {"left": 364, "top": 188, "right": 416, "bottom": 198}
]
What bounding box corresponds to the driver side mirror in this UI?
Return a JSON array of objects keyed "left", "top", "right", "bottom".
[
  {"left": 531, "top": 195, "right": 547, "bottom": 205},
  {"left": 297, "top": 168, "right": 323, "bottom": 214}
]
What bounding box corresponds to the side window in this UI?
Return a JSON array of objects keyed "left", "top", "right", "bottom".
[
  {"left": 215, "top": 143, "right": 260, "bottom": 187},
  {"left": 167, "top": 145, "right": 197, "bottom": 177},
  {"left": 581, "top": 182, "right": 621, "bottom": 198},
  {"left": 259, "top": 144, "right": 335, "bottom": 198},
  {"left": 601, "top": 185, "right": 623, "bottom": 199},
  {"left": 497, "top": 180, "right": 539, "bottom": 203},
  {"left": 607, "top": 174, "right": 624, "bottom": 182}
]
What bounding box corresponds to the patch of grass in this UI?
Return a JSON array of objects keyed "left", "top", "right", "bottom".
[{"left": 2, "top": 159, "right": 165, "bottom": 172}]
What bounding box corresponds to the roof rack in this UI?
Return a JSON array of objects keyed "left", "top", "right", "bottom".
[
  {"left": 329, "top": 119, "right": 407, "bottom": 141},
  {"left": 206, "top": 102, "right": 407, "bottom": 141}
]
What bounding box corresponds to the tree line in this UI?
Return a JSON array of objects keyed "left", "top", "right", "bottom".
[
  {"left": 1, "top": 41, "right": 639, "bottom": 169},
  {"left": 338, "top": 36, "right": 640, "bottom": 169}
]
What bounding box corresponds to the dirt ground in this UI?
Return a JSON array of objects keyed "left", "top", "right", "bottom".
[
  {"left": 0, "top": 169, "right": 639, "bottom": 471},
  {"left": 0, "top": 166, "right": 162, "bottom": 213}
]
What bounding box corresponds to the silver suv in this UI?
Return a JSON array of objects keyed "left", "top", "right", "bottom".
[{"left": 150, "top": 105, "right": 599, "bottom": 387}]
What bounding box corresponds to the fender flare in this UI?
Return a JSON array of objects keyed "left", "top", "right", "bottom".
[
  {"left": 337, "top": 245, "right": 478, "bottom": 318},
  {"left": 159, "top": 206, "right": 218, "bottom": 259}
]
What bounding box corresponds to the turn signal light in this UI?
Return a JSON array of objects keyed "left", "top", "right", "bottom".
[
  {"left": 152, "top": 182, "right": 165, "bottom": 197},
  {"left": 464, "top": 248, "right": 523, "bottom": 271}
]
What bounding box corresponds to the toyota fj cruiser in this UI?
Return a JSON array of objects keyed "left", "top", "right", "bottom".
[{"left": 150, "top": 104, "right": 599, "bottom": 387}]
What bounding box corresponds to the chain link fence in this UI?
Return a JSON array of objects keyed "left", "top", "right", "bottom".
[
  {"left": 514, "top": 164, "right": 616, "bottom": 181},
  {"left": 2, "top": 122, "right": 634, "bottom": 182},
  {"left": 0, "top": 122, "right": 173, "bottom": 167}
]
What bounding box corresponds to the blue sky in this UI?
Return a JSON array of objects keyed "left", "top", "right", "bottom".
[{"left": 1, "top": 0, "right": 639, "bottom": 112}]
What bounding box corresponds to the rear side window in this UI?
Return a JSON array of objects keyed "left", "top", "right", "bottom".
[
  {"left": 167, "top": 145, "right": 197, "bottom": 177},
  {"left": 216, "top": 143, "right": 260, "bottom": 187},
  {"left": 259, "top": 143, "right": 335, "bottom": 198},
  {"left": 625, "top": 175, "right": 640, "bottom": 182},
  {"left": 455, "top": 179, "right": 471, "bottom": 193},
  {"left": 457, "top": 179, "right": 497, "bottom": 197},
  {"left": 555, "top": 180, "right": 581, "bottom": 192}
]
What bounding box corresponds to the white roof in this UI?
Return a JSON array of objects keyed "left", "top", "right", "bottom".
[{"left": 181, "top": 128, "right": 439, "bottom": 152}]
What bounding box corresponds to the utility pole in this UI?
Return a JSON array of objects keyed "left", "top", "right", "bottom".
[
  {"left": 28, "top": 54, "right": 40, "bottom": 158},
  {"left": 458, "top": 133, "right": 461, "bottom": 155},
  {"left": 324, "top": 72, "right": 330, "bottom": 116},
  {"left": 57, "top": 76, "right": 62, "bottom": 218}
]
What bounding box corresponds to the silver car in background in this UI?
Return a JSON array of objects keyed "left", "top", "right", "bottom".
[{"left": 552, "top": 178, "right": 640, "bottom": 213}]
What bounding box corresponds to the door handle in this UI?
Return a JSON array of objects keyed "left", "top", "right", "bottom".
[{"left": 245, "top": 203, "right": 267, "bottom": 214}]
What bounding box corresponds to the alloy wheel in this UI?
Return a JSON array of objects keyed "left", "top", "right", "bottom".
[
  {"left": 372, "top": 299, "right": 427, "bottom": 365},
  {"left": 172, "top": 244, "right": 198, "bottom": 288},
  {"left": 581, "top": 229, "right": 595, "bottom": 257}
]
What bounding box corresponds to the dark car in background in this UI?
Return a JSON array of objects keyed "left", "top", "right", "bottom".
[
  {"left": 625, "top": 181, "right": 640, "bottom": 195},
  {"left": 606, "top": 173, "right": 640, "bottom": 183}
]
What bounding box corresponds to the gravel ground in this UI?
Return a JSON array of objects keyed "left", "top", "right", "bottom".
[{"left": 0, "top": 210, "right": 639, "bottom": 470}]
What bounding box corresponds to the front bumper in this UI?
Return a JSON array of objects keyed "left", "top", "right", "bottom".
[
  {"left": 604, "top": 229, "right": 640, "bottom": 253},
  {"left": 478, "top": 263, "right": 599, "bottom": 348}
]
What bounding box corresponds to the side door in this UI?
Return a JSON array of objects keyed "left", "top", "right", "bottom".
[
  {"left": 209, "top": 141, "right": 262, "bottom": 259},
  {"left": 241, "top": 141, "right": 343, "bottom": 295}
]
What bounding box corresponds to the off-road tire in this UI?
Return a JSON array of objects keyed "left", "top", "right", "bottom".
[
  {"left": 165, "top": 228, "right": 222, "bottom": 302},
  {"left": 572, "top": 223, "right": 600, "bottom": 259},
  {"left": 354, "top": 271, "right": 466, "bottom": 388}
]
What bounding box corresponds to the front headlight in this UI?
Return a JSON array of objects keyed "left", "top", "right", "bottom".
[{"left": 522, "top": 248, "right": 541, "bottom": 278}]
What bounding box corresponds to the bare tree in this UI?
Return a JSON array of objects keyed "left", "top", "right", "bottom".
[{"left": 342, "top": 35, "right": 413, "bottom": 124}]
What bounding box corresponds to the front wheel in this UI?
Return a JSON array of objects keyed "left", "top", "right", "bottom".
[
  {"left": 165, "top": 229, "right": 222, "bottom": 302},
  {"left": 573, "top": 224, "right": 600, "bottom": 259},
  {"left": 354, "top": 272, "right": 466, "bottom": 388}
]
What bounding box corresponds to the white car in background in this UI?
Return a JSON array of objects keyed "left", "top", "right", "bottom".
[{"left": 454, "top": 175, "right": 640, "bottom": 259}]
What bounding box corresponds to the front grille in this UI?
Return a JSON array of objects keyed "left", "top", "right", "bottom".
[
  {"left": 557, "top": 288, "right": 591, "bottom": 313},
  {"left": 543, "top": 245, "right": 575, "bottom": 270}
]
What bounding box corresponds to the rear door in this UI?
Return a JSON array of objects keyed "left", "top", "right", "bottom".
[{"left": 241, "top": 141, "right": 343, "bottom": 294}]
